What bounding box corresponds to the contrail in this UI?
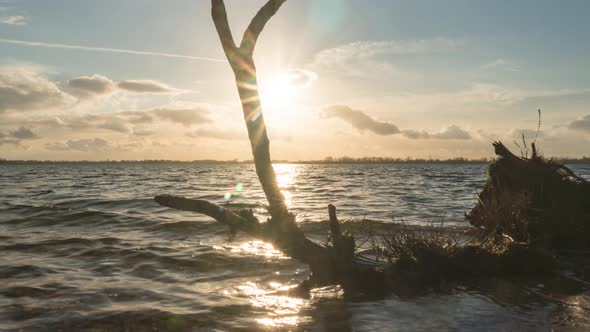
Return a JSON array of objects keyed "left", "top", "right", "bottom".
[{"left": 0, "top": 37, "right": 226, "bottom": 62}]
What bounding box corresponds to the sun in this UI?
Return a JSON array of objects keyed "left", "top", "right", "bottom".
[
  {"left": 259, "top": 69, "right": 317, "bottom": 109},
  {"left": 260, "top": 72, "right": 297, "bottom": 108}
]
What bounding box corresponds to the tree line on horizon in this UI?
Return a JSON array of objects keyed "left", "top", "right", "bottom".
[{"left": 2, "top": 155, "right": 590, "bottom": 165}]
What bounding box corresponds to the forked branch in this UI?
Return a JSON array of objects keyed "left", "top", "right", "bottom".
[
  {"left": 156, "top": 0, "right": 385, "bottom": 290},
  {"left": 240, "top": 0, "right": 287, "bottom": 55},
  {"left": 210, "top": 0, "right": 289, "bottom": 222}
]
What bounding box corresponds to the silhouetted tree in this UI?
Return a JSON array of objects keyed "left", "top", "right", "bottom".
[{"left": 156, "top": 0, "right": 382, "bottom": 289}]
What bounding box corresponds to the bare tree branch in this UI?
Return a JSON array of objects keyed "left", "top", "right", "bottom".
[
  {"left": 239, "top": 0, "right": 287, "bottom": 55},
  {"left": 155, "top": 195, "right": 259, "bottom": 234},
  {"left": 211, "top": 0, "right": 237, "bottom": 59},
  {"left": 210, "top": 0, "right": 289, "bottom": 223},
  {"left": 155, "top": 0, "right": 387, "bottom": 289}
]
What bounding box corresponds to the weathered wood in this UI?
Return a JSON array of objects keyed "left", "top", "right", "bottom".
[
  {"left": 468, "top": 141, "right": 590, "bottom": 248},
  {"left": 493, "top": 141, "right": 519, "bottom": 160},
  {"left": 155, "top": 195, "right": 259, "bottom": 234},
  {"left": 155, "top": 195, "right": 345, "bottom": 284},
  {"left": 240, "top": 0, "right": 287, "bottom": 55},
  {"left": 156, "top": 0, "right": 387, "bottom": 291},
  {"left": 211, "top": 0, "right": 237, "bottom": 57},
  {"left": 328, "top": 204, "right": 341, "bottom": 239},
  {"left": 211, "top": 0, "right": 289, "bottom": 223}
]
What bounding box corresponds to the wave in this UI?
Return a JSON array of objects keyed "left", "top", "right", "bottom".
[{"left": 0, "top": 265, "right": 56, "bottom": 278}]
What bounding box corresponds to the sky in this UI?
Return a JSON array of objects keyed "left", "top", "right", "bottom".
[{"left": 1, "top": 0, "right": 590, "bottom": 161}]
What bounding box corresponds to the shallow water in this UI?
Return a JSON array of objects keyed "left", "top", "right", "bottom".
[{"left": 1, "top": 163, "right": 590, "bottom": 331}]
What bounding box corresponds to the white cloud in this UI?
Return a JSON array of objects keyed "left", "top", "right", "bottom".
[
  {"left": 65, "top": 75, "right": 177, "bottom": 99},
  {"left": 0, "top": 67, "right": 75, "bottom": 113},
  {"left": 314, "top": 38, "right": 462, "bottom": 63},
  {"left": 311, "top": 38, "right": 462, "bottom": 77},
  {"left": 0, "top": 67, "right": 184, "bottom": 115},
  {"left": 0, "top": 15, "right": 25, "bottom": 25},
  {"left": 151, "top": 107, "right": 211, "bottom": 127},
  {"left": 66, "top": 74, "right": 116, "bottom": 98},
  {"left": 117, "top": 80, "right": 176, "bottom": 93}
]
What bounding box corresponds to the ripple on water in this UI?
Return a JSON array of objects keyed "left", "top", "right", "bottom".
[{"left": 1, "top": 163, "right": 589, "bottom": 330}]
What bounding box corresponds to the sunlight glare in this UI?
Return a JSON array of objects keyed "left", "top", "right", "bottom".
[
  {"left": 220, "top": 240, "right": 288, "bottom": 259},
  {"left": 260, "top": 69, "right": 317, "bottom": 109},
  {"left": 260, "top": 72, "right": 297, "bottom": 108},
  {"left": 236, "top": 282, "right": 307, "bottom": 328},
  {"left": 273, "top": 164, "right": 299, "bottom": 208}
]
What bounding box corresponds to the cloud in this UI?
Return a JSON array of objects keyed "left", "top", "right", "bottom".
[
  {"left": 431, "top": 125, "right": 471, "bottom": 140},
  {"left": 186, "top": 128, "right": 245, "bottom": 140},
  {"left": 66, "top": 75, "right": 176, "bottom": 98},
  {"left": 0, "top": 15, "right": 26, "bottom": 25},
  {"left": 117, "top": 80, "right": 175, "bottom": 93},
  {"left": 45, "top": 138, "right": 111, "bottom": 152},
  {"left": 132, "top": 129, "right": 154, "bottom": 137},
  {"left": 37, "top": 112, "right": 128, "bottom": 134},
  {"left": 323, "top": 105, "right": 400, "bottom": 135},
  {"left": 0, "top": 68, "right": 176, "bottom": 115},
  {"left": 402, "top": 126, "right": 471, "bottom": 140},
  {"left": 152, "top": 107, "right": 211, "bottom": 127},
  {"left": 24, "top": 105, "right": 211, "bottom": 138},
  {"left": 315, "top": 38, "right": 462, "bottom": 63},
  {"left": 10, "top": 127, "right": 39, "bottom": 139},
  {"left": 569, "top": 115, "right": 590, "bottom": 133},
  {"left": 481, "top": 59, "right": 520, "bottom": 72},
  {"left": 98, "top": 118, "right": 131, "bottom": 133},
  {"left": 322, "top": 105, "right": 471, "bottom": 140},
  {"left": 401, "top": 129, "right": 431, "bottom": 139},
  {"left": 66, "top": 74, "right": 116, "bottom": 98},
  {"left": 0, "top": 126, "right": 39, "bottom": 145},
  {"left": 0, "top": 66, "right": 184, "bottom": 114},
  {"left": 124, "top": 112, "right": 153, "bottom": 124},
  {"left": 312, "top": 38, "right": 461, "bottom": 77},
  {"left": 0, "top": 67, "right": 74, "bottom": 113}
]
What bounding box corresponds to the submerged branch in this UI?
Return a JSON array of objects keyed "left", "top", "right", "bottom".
[{"left": 155, "top": 195, "right": 260, "bottom": 234}]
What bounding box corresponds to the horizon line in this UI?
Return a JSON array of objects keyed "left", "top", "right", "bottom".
[{"left": 2, "top": 156, "right": 590, "bottom": 164}]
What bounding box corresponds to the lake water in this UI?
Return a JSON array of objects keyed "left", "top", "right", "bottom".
[{"left": 1, "top": 163, "right": 590, "bottom": 331}]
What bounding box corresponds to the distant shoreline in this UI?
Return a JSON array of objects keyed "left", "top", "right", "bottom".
[{"left": 2, "top": 157, "right": 589, "bottom": 165}]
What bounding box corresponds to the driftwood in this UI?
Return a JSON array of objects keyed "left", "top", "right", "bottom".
[
  {"left": 154, "top": 2, "right": 576, "bottom": 294},
  {"left": 467, "top": 141, "right": 590, "bottom": 249},
  {"left": 155, "top": 194, "right": 383, "bottom": 288},
  {"left": 156, "top": 0, "right": 384, "bottom": 291}
]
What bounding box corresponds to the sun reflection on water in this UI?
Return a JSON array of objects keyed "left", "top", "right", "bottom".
[
  {"left": 217, "top": 240, "right": 288, "bottom": 260},
  {"left": 236, "top": 281, "right": 308, "bottom": 328},
  {"left": 273, "top": 164, "right": 299, "bottom": 208}
]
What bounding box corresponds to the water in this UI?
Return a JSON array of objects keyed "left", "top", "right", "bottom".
[{"left": 1, "top": 163, "right": 590, "bottom": 331}]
